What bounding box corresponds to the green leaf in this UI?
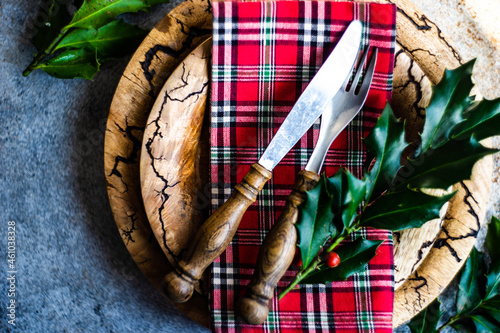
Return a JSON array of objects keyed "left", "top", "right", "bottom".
[
  {"left": 66, "top": 0, "right": 168, "bottom": 31},
  {"left": 450, "top": 318, "right": 476, "bottom": 333},
  {"left": 453, "top": 98, "right": 500, "bottom": 141},
  {"left": 396, "top": 137, "right": 498, "bottom": 190},
  {"left": 420, "top": 59, "right": 475, "bottom": 151},
  {"left": 485, "top": 269, "right": 500, "bottom": 304},
  {"left": 33, "top": 48, "right": 100, "bottom": 79},
  {"left": 486, "top": 217, "right": 500, "bottom": 300},
  {"left": 407, "top": 298, "right": 443, "bottom": 333},
  {"left": 457, "top": 247, "right": 486, "bottom": 316},
  {"left": 470, "top": 314, "right": 500, "bottom": 333},
  {"left": 486, "top": 217, "right": 500, "bottom": 269},
  {"left": 32, "top": 1, "right": 72, "bottom": 52},
  {"left": 363, "top": 103, "right": 407, "bottom": 201},
  {"left": 301, "top": 237, "right": 383, "bottom": 284},
  {"left": 360, "top": 189, "right": 454, "bottom": 231},
  {"left": 482, "top": 297, "right": 500, "bottom": 322},
  {"left": 54, "top": 20, "right": 147, "bottom": 60},
  {"left": 327, "top": 169, "right": 366, "bottom": 231},
  {"left": 296, "top": 175, "right": 336, "bottom": 268}
]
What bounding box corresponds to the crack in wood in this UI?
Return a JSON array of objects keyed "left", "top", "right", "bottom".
[
  {"left": 140, "top": 19, "right": 211, "bottom": 98},
  {"left": 109, "top": 118, "right": 144, "bottom": 193},
  {"left": 144, "top": 65, "right": 209, "bottom": 262},
  {"left": 394, "top": 49, "right": 426, "bottom": 118},
  {"left": 145, "top": 88, "right": 182, "bottom": 261},
  {"left": 121, "top": 212, "right": 138, "bottom": 244},
  {"left": 393, "top": 231, "right": 401, "bottom": 244},
  {"left": 432, "top": 182, "right": 480, "bottom": 262},
  {"left": 391, "top": 2, "right": 462, "bottom": 64},
  {"left": 397, "top": 43, "right": 439, "bottom": 67},
  {"left": 409, "top": 272, "right": 428, "bottom": 308},
  {"left": 410, "top": 239, "right": 434, "bottom": 273}
]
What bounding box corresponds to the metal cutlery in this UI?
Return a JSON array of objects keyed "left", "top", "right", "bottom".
[
  {"left": 236, "top": 48, "right": 378, "bottom": 325},
  {"left": 162, "top": 21, "right": 364, "bottom": 304}
]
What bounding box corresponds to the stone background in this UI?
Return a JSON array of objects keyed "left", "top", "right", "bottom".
[{"left": 0, "top": 0, "right": 498, "bottom": 332}]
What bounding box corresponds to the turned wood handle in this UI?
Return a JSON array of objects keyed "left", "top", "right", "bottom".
[
  {"left": 162, "top": 163, "right": 272, "bottom": 303},
  {"left": 235, "top": 170, "right": 320, "bottom": 325}
]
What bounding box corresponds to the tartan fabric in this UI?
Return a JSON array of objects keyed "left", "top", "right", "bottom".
[{"left": 210, "top": 1, "right": 397, "bottom": 332}]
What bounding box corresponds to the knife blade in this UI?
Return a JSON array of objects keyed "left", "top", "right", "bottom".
[
  {"left": 258, "top": 20, "right": 363, "bottom": 170},
  {"left": 162, "top": 21, "right": 364, "bottom": 304}
]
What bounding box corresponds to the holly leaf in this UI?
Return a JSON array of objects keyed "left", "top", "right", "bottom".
[
  {"left": 485, "top": 217, "right": 500, "bottom": 301},
  {"left": 363, "top": 103, "right": 407, "bottom": 201},
  {"left": 33, "top": 48, "right": 100, "bottom": 79},
  {"left": 407, "top": 298, "right": 443, "bottom": 333},
  {"left": 450, "top": 319, "right": 476, "bottom": 333},
  {"left": 470, "top": 314, "right": 500, "bottom": 333},
  {"left": 327, "top": 168, "right": 366, "bottom": 231},
  {"left": 359, "top": 189, "right": 454, "bottom": 231},
  {"left": 486, "top": 217, "right": 500, "bottom": 265},
  {"left": 296, "top": 175, "right": 336, "bottom": 268},
  {"left": 54, "top": 20, "right": 147, "bottom": 60},
  {"left": 301, "top": 237, "right": 383, "bottom": 284},
  {"left": 453, "top": 97, "right": 500, "bottom": 141},
  {"left": 32, "top": 1, "right": 73, "bottom": 52},
  {"left": 396, "top": 137, "right": 498, "bottom": 190},
  {"left": 420, "top": 59, "right": 475, "bottom": 152},
  {"left": 457, "top": 247, "right": 486, "bottom": 316},
  {"left": 66, "top": 0, "right": 168, "bottom": 31},
  {"left": 482, "top": 297, "right": 500, "bottom": 322}
]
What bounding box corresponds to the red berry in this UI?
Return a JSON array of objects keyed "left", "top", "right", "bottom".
[{"left": 326, "top": 252, "right": 340, "bottom": 267}]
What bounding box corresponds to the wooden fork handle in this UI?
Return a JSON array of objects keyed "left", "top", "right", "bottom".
[
  {"left": 162, "top": 163, "right": 272, "bottom": 303},
  {"left": 235, "top": 170, "right": 320, "bottom": 325}
]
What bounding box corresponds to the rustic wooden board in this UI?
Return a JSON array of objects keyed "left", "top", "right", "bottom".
[{"left": 104, "top": 0, "right": 492, "bottom": 328}]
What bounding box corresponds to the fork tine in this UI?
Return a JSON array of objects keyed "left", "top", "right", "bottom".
[
  {"left": 340, "top": 46, "right": 362, "bottom": 91},
  {"left": 351, "top": 47, "right": 370, "bottom": 91},
  {"left": 356, "top": 47, "right": 378, "bottom": 96}
]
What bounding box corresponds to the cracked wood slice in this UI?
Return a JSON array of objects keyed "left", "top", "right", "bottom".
[
  {"left": 104, "top": 0, "right": 212, "bottom": 327},
  {"left": 104, "top": 0, "right": 492, "bottom": 328},
  {"left": 140, "top": 38, "right": 211, "bottom": 296}
]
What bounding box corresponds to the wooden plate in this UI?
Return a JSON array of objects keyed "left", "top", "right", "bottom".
[
  {"left": 140, "top": 38, "right": 211, "bottom": 295},
  {"left": 104, "top": 0, "right": 493, "bottom": 328}
]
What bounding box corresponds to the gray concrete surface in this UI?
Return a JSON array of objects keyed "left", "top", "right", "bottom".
[
  {"left": 0, "top": 1, "right": 208, "bottom": 332},
  {"left": 1, "top": 0, "right": 498, "bottom": 332}
]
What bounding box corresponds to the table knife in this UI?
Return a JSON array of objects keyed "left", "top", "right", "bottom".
[{"left": 162, "top": 20, "right": 364, "bottom": 303}]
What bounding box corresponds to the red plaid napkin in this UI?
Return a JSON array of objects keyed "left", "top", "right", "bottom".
[{"left": 210, "top": 1, "right": 396, "bottom": 331}]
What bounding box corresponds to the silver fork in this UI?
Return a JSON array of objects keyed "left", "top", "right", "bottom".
[
  {"left": 306, "top": 47, "right": 378, "bottom": 173},
  {"left": 236, "top": 48, "right": 378, "bottom": 325}
]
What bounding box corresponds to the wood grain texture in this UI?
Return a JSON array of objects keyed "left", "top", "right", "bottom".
[
  {"left": 235, "top": 170, "right": 320, "bottom": 325},
  {"left": 103, "top": 0, "right": 212, "bottom": 326},
  {"left": 162, "top": 163, "right": 272, "bottom": 303},
  {"left": 140, "top": 39, "right": 211, "bottom": 295},
  {"left": 104, "top": 0, "right": 492, "bottom": 328}
]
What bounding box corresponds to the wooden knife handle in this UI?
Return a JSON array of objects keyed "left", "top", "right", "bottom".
[
  {"left": 235, "top": 170, "right": 320, "bottom": 324},
  {"left": 162, "top": 163, "right": 272, "bottom": 303}
]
